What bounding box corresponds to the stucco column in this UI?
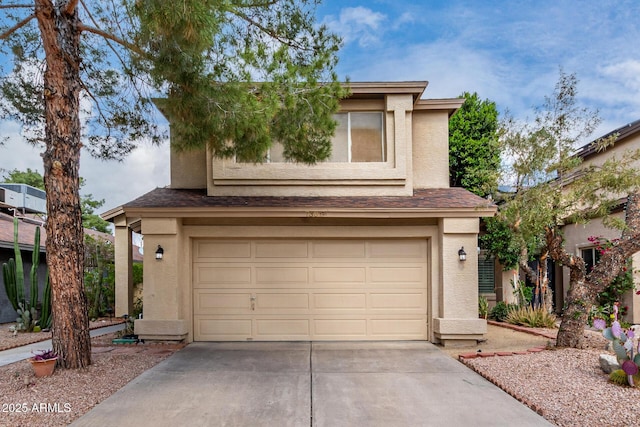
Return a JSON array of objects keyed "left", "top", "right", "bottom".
[
  {"left": 114, "top": 214, "right": 133, "bottom": 317},
  {"left": 134, "top": 217, "right": 188, "bottom": 341},
  {"left": 434, "top": 218, "right": 486, "bottom": 346}
]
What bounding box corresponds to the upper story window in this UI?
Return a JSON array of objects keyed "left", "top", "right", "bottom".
[
  {"left": 329, "top": 112, "right": 385, "bottom": 163},
  {"left": 266, "top": 112, "right": 385, "bottom": 163}
]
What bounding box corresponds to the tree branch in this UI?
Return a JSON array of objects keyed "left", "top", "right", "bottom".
[
  {"left": 0, "top": 13, "right": 36, "bottom": 39},
  {"left": 0, "top": 4, "right": 33, "bottom": 9},
  {"left": 64, "top": 0, "right": 79, "bottom": 16},
  {"left": 229, "top": 8, "right": 310, "bottom": 51},
  {"left": 78, "top": 23, "right": 145, "bottom": 57},
  {"left": 238, "top": 0, "right": 279, "bottom": 8}
]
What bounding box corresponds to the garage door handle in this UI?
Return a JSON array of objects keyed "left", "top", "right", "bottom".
[{"left": 250, "top": 295, "right": 256, "bottom": 311}]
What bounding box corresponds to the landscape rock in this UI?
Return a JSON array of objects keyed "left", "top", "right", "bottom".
[{"left": 599, "top": 354, "right": 620, "bottom": 374}]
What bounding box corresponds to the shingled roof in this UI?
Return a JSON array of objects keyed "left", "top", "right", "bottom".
[
  {"left": 0, "top": 212, "right": 46, "bottom": 251},
  {"left": 122, "top": 187, "right": 495, "bottom": 213},
  {"left": 0, "top": 213, "right": 143, "bottom": 262}
]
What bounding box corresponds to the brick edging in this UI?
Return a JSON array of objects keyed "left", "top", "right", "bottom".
[{"left": 457, "top": 321, "right": 556, "bottom": 361}]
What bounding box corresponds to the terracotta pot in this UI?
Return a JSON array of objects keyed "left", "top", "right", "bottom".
[{"left": 30, "top": 357, "right": 58, "bottom": 377}]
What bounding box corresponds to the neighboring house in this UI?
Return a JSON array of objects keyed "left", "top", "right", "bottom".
[
  {"left": 104, "top": 81, "right": 496, "bottom": 346},
  {"left": 558, "top": 119, "right": 640, "bottom": 323},
  {"left": 0, "top": 212, "right": 142, "bottom": 324}
]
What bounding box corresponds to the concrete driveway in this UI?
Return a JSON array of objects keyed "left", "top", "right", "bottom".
[{"left": 72, "top": 341, "right": 552, "bottom": 427}]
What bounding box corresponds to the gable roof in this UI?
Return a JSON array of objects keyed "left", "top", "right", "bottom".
[{"left": 574, "top": 119, "right": 640, "bottom": 160}]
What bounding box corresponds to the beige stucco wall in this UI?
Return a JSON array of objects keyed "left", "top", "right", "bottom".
[
  {"left": 412, "top": 110, "right": 450, "bottom": 188},
  {"left": 171, "top": 146, "right": 207, "bottom": 189}
]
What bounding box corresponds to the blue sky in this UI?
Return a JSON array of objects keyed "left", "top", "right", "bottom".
[{"left": 1, "top": 0, "right": 640, "bottom": 212}]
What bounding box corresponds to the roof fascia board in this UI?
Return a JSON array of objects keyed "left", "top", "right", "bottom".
[{"left": 121, "top": 206, "right": 496, "bottom": 219}]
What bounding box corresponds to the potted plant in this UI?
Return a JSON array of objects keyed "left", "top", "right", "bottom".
[{"left": 29, "top": 349, "right": 58, "bottom": 377}]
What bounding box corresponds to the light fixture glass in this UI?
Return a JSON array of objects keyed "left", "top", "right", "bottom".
[{"left": 458, "top": 246, "right": 467, "bottom": 261}]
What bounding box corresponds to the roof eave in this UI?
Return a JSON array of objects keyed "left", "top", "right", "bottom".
[{"left": 121, "top": 205, "right": 496, "bottom": 219}]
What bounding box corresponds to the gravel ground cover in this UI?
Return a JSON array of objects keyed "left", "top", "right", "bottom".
[
  {"left": 463, "top": 328, "right": 640, "bottom": 427},
  {"left": 0, "top": 319, "right": 124, "bottom": 351},
  {"left": 0, "top": 323, "right": 183, "bottom": 427}
]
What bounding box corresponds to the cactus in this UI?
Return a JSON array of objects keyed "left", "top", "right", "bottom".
[
  {"left": 1, "top": 216, "right": 50, "bottom": 333},
  {"left": 13, "top": 217, "right": 25, "bottom": 307},
  {"left": 595, "top": 303, "right": 640, "bottom": 387},
  {"left": 2, "top": 258, "right": 18, "bottom": 311},
  {"left": 15, "top": 302, "right": 38, "bottom": 332},
  {"left": 30, "top": 226, "right": 40, "bottom": 310},
  {"left": 40, "top": 273, "right": 52, "bottom": 330}
]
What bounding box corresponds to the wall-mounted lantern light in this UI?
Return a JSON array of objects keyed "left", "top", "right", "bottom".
[
  {"left": 155, "top": 245, "right": 164, "bottom": 260},
  {"left": 458, "top": 246, "right": 467, "bottom": 262}
]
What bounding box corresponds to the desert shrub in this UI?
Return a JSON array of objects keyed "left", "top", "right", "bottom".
[
  {"left": 490, "top": 301, "right": 518, "bottom": 322},
  {"left": 478, "top": 296, "right": 489, "bottom": 319},
  {"left": 506, "top": 306, "right": 556, "bottom": 328}
]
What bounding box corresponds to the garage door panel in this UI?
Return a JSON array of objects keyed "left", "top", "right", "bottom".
[
  {"left": 369, "top": 293, "right": 426, "bottom": 310},
  {"left": 370, "top": 318, "right": 426, "bottom": 336},
  {"left": 257, "top": 293, "right": 309, "bottom": 310},
  {"left": 369, "top": 266, "right": 423, "bottom": 284},
  {"left": 314, "top": 319, "right": 367, "bottom": 336},
  {"left": 256, "top": 319, "right": 310, "bottom": 336},
  {"left": 196, "top": 241, "right": 251, "bottom": 260},
  {"left": 255, "top": 241, "right": 308, "bottom": 259},
  {"left": 196, "top": 318, "right": 253, "bottom": 338},
  {"left": 368, "top": 240, "right": 426, "bottom": 259},
  {"left": 313, "top": 293, "right": 367, "bottom": 310},
  {"left": 311, "top": 241, "right": 366, "bottom": 258},
  {"left": 313, "top": 267, "right": 366, "bottom": 284},
  {"left": 194, "top": 291, "right": 252, "bottom": 314},
  {"left": 255, "top": 266, "right": 308, "bottom": 284},
  {"left": 195, "top": 266, "right": 252, "bottom": 287}
]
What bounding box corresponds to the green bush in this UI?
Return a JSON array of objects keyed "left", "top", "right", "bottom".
[
  {"left": 490, "top": 301, "right": 518, "bottom": 322},
  {"left": 506, "top": 306, "right": 556, "bottom": 328}
]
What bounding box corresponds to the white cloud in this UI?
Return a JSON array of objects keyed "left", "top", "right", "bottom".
[
  {"left": 0, "top": 120, "right": 169, "bottom": 213},
  {"left": 599, "top": 60, "right": 640, "bottom": 92},
  {"left": 323, "top": 7, "right": 387, "bottom": 47}
]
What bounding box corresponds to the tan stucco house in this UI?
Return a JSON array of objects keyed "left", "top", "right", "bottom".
[
  {"left": 104, "top": 81, "right": 496, "bottom": 346},
  {"left": 557, "top": 119, "right": 640, "bottom": 323}
]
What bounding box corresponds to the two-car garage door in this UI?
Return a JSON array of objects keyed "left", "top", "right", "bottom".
[{"left": 193, "top": 239, "right": 429, "bottom": 341}]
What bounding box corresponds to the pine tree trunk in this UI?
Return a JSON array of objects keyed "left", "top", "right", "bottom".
[{"left": 36, "top": 0, "right": 91, "bottom": 369}]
